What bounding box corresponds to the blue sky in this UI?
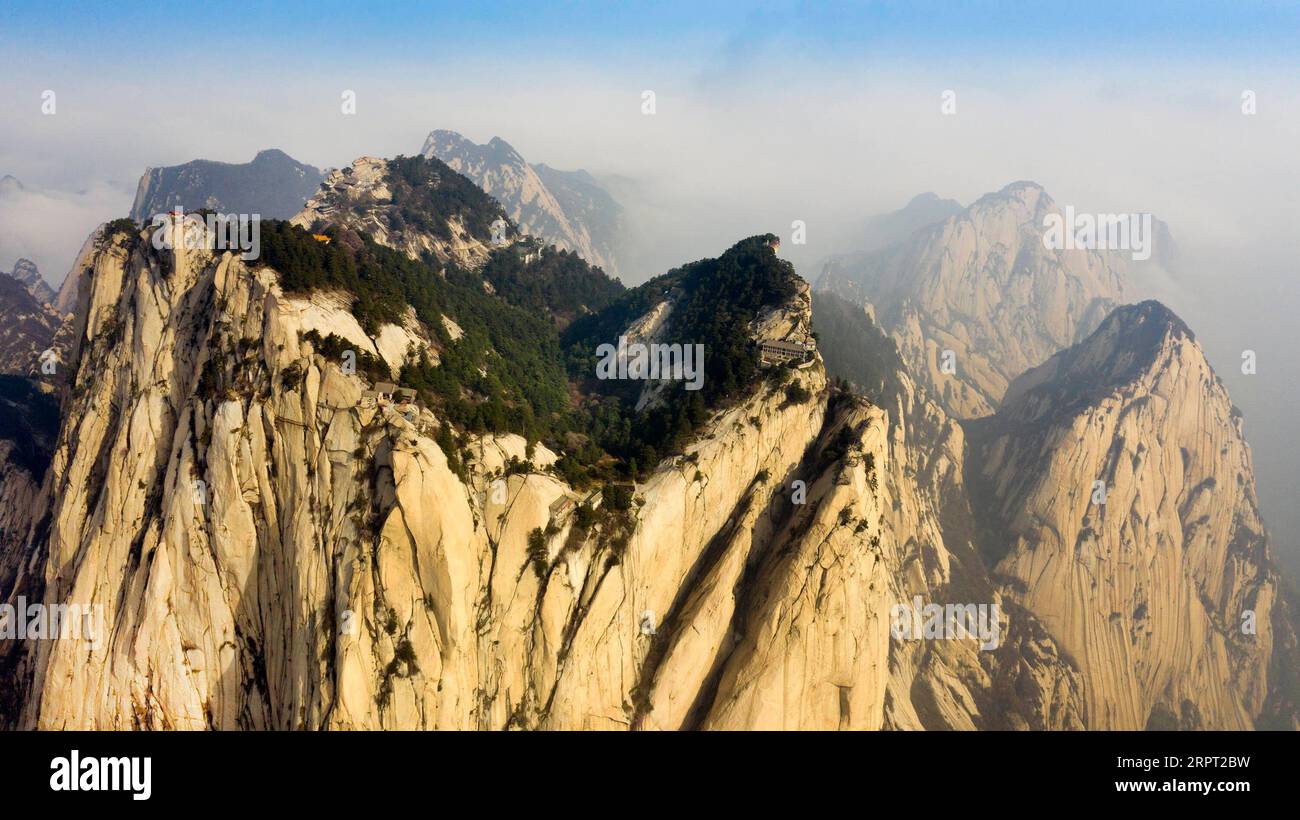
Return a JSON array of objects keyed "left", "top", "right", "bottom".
[
  {"left": 3, "top": 1, "right": 1298, "bottom": 72},
  {"left": 3, "top": 0, "right": 1297, "bottom": 274}
]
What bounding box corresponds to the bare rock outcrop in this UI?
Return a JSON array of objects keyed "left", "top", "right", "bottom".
[
  {"left": 0, "top": 171, "right": 1286, "bottom": 732},
  {"left": 293, "top": 156, "right": 507, "bottom": 270},
  {"left": 968, "top": 301, "right": 1288, "bottom": 729}
]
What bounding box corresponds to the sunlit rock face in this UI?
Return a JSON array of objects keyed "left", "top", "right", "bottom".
[
  {"left": 968, "top": 301, "right": 1289, "bottom": 729},
  {"left": 0, "top": 173, "right": 1289, "bottom": 731},
  {"left": 0, "top": 207, "right": 1077, "bottom": 730},
  {"left": 292, "top": 156, "right": 505, "bottom": 271}
]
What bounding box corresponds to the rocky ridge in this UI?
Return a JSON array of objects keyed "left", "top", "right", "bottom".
[
  {"left": 422, "top": 130, "right": 624, "bottom": 276},
  {"left": 0, "top": 196, "right": 1092, "bottom": 730},
  {"left": 292, "top": 155, "right": 509, "bottom": 271},
  {"left": 0, "top": 168, "right": 1290, "bottom": 732}
]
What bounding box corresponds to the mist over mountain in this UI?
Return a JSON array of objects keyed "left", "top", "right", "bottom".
[
  {"left": 0, "top": 0, "right": 1296, "bottom": 738},
  {"left": 814, "top": 182, "right": 1297, "bottom": 586},
  {"left": 818, "top": 182, "right": 1132, "bottom": 418},
  {"left": 818, "top": 182, "right": 1194, "bottom": 414},
  {"left": 0, "top": 178, "right": 133, "bottom": 296},
  {"left": 838, "top": 192, "right": 965, "bottom": 256},
  {"left": 812, "top": 286, "right": 1297, "bottom": 729}
]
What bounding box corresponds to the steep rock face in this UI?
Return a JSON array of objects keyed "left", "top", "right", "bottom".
[
  {"left": 0, "top": 205, "right": 1102, "bottom": 731},
  {"left": 532, "top": 163, "right": 625, "bottom": 276},
  {"left": 129, "top": 149, "right": 326, "bottom": 223},
  {"left": 422, "top": 130, "right": 624, "bottom": 276},
  {"left": 0, "top": 373, "right": 59, "bottom": 594},
  {"left": 0, "top": 441, "right": 41, "bottom": 584},
  {"left": 10, "top": 218, "right": 479, "bottom": 728},
  {"left": 635, "top": 372, "right": 1084, "bottom": 730},
  {"left": 7, "top": 149, "right": 1248, "bottom": 733},
  {"left": 967, "top": 301, "right": 1285, "bottom": 729},
  {"left": 866, "top": 367, "right": 1088, "bottom": 731},
  {"left": 0, "top": 217, "right": 825, "bottom": 728},
  {"left": 0, "top": 258, "right": 67, "bottom": 598},
  {"left": 525, "top": 367, "right": 829, "bottom": 728},
  {"left": 695, "top": 399, "right": 915, "bottom": 729},
  {"left": 817, "top": 182, "right": 1133, "bottom": 418},
  {"left": 52, "top": 231, "right": 99, "bottom": 316}
]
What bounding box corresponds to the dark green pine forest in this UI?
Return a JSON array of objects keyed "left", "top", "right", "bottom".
[{"left": 251, "top": 156, "right": 801, "bottom": 484}]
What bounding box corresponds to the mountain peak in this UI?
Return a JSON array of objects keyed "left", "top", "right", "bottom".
[
  {"left": 252, "top": 148, "right": 295, "bottom": 163},
  {"left": 420, "top": 129, "right": 473, "bottom": 154},
  {"left": 486, "top": 136, "right": 526, "bottom": 165},
  {"left": 0, "top": 267, "right": 60, "bottom": 375},
  {"left": 968, "top": 180, "right": 1053, "bottom": 213},
  {"left": 10, "top": 258, "right": 38, "bottom": 279},
  {"left": 1, "top": 258, "right": 55, "bottom": 306},
  {"left": 420, "top": 129, "right": 625, "bottom": 276},
  {"left": 967, "top": 294, "right": 1278, "bottom": 730},
  {"left": 130, "top": 149, "right": 325, "bottom": 222},
  {"left": 998, "top": 299, "right": 1203, "bottom": 419},
  {"left": 1104, "top": 298, "right": 1194, "bottom": 341},
  {"left": 818, "top": 178, "right": 1124, "bottom": 418},
  {"left": 420, "top": 130, "right": 526, "bottom": 165},
  {"left": 998, "top": 179, "right": 1045, "bottom": 194},
  {"left": 905, "top": 191, "right": 943, "bottom": 206},
  {"left": 292, "top": 153, "right": 512, "bottom": 269}
]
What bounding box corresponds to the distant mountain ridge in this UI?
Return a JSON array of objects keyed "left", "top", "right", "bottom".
[
  {"left": 818, "top": 182, "right": 1143, "bottom": 418},
  {"left": 129, "top": 148, "right": 326, "bottom": 222},
  {"left": 421, "top": 129, "right": 626, "bottom": 277},
  {"left": 2, "top": 258, "right": 55, "bottom": 306}
]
